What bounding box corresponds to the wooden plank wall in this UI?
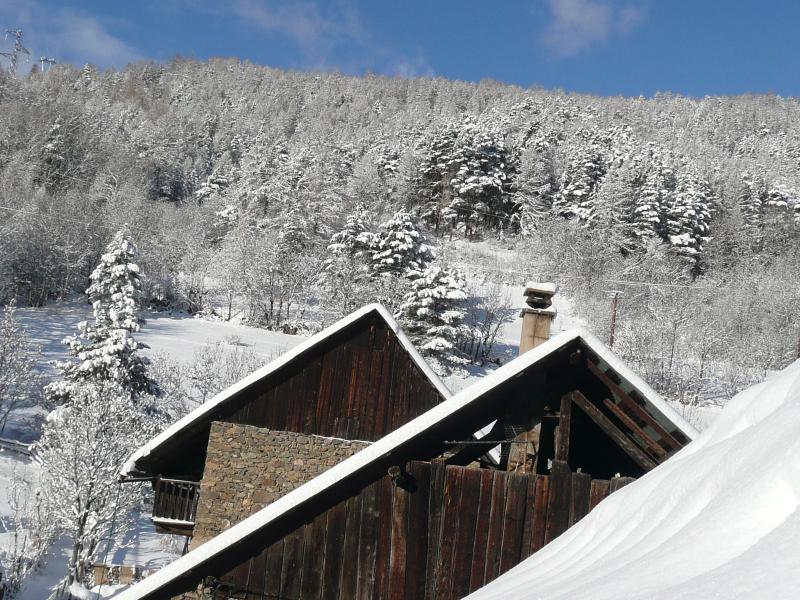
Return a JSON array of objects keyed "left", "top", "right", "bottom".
[
  {"left": 210, "top": 461, "right": 633, "bottom": 600},
  {"left": 226, "top": 322, "right": 443, "bottom": 442}
]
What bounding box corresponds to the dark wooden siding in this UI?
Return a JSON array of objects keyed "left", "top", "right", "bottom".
[
  {"left": 146, "top": 315, "right": 445, "bottom": 478},
  {"left": 224, "top": 319, "right": 440, "bottom": 441},
  {"left": 203, "top": 461, "right": 633, "bottom": 600}
]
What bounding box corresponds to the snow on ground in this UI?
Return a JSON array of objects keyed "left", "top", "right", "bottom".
[
  {"left": 7, "top": 300, "right": 304, "bottom": 442},
  {"left": 468, "top": 359, "right": 800, "bottom": 600}
]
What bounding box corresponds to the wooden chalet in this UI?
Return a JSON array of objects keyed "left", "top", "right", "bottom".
[
  {"left": 119, "top": 292, "right": 697, "bottom": 600},
  {"left": 121, "top": 304, "right": 452, "bottom": 537}
]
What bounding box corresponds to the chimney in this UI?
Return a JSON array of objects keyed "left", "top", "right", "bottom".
[{"left": 519, "top": 282, "right": 557, "bottom": 354}]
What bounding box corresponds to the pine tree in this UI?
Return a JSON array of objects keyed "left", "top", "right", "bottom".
[
  {"left": 417, "top": 123, "right": 462, "bottom": 230},
  {"left": 398, "top": 264, "right": 468, "bottom": 370},
  {"left": 592, "top": 159, "right": 639, "bottom": 253},
  {"left": 45, "top": 227, "right": 158, "bottom": 403},
  {"left": 449, "top": 126, "right": 519, "bottom": 234},
  {"left": 324, "top": 204, "right": 375, "bottom": 316},
  {"left": 370, "top": 210, "right": 435, "bottom": 277},
  {"left": 738, "top": 170, "right": 766, "bottom": 249},
  {"left": 514, "top": 145, "right": 556, "bottom": 235},
  {"left": 552, "top": 140, "right": 606, "bottom": 224},
  {"left": 666, "top": 166, "right": 713, "bottom": 267},
  {"left": 633, "top": 149, "right": 674, "bottom": 242},
  {"left": 326, "top": 203, "right": 372, "bottom": 258}
]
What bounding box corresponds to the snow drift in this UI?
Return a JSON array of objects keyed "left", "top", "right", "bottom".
[{"left": 468, "top": 359, "right": 800, "bottom": 600}]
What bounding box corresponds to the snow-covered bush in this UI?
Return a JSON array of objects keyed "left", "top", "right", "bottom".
[
  {"left": 0, "top": 300, "right": 44, "bottom": 433},
  {"left": 34, "top": 382, "right": 160, "bottom": 588}
]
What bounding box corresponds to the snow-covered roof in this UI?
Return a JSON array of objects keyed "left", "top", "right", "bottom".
[
  {"left": 467, "top": 360, "right": 800, "bottom": 600},
  {"left": 117, "top": 328, "right": 697, "bottom": 600},
  {"left": 122, "top": 303, "right": 451, "bottom": 477}
]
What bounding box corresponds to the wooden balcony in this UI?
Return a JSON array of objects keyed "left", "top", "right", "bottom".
[{"left": 152, "top": 478, "right": 200, "bottom": 536}]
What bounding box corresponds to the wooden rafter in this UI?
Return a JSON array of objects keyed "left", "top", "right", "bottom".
[
  {"left": 585, "top": 359, "right": 682, "bottom": 451},
  {"left": 602, "top": 398, "right": 667, "bottom": 459},
  {"left": 567, "top": 391, "right": 658, "bottom": 471}
]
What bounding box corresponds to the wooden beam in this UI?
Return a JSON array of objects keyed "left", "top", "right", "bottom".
[
  {"left": 555, "top": 393, "right": 572, "bottom": 463},
  {"left": 585, "top": 360, "right": 682, "bottom": 451},
  {"left": 536, "top": 416, "right": 557, "bottom": 475},
  {"left": 602, "top": 398, "right": 667, "bottom": 459},
  {"left": 568, "top": 391, "right": 657, "bottom": 471},
  {"left": 445, "top": 421, "right": 504, "bottom": 467}
]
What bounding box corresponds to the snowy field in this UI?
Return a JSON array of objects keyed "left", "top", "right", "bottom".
[{"left": 469, "top": 359, "right": 800, "bottom": 600}]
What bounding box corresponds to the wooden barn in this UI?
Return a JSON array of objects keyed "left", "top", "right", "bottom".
[
  {"left": 121, "top": 303, "right": 452, "bottom": 538},
  {"left": 119, "top": 290, "right": 698, "bottom": 600}
]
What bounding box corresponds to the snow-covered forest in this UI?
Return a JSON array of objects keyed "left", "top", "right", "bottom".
[
  {"left": 1, "top": 59, "right": 798, "bottom": 402},
  {"left": 0, "top": 58, "right": 799, "bottom": 597}
]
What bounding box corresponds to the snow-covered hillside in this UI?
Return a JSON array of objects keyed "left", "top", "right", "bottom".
[{"left": 468, "top": 359, "right": 800, "bottom": 600}]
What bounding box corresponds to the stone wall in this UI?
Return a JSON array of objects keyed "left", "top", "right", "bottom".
[{"left": 191, "top": 421, "right": 369, "bottom": 548}]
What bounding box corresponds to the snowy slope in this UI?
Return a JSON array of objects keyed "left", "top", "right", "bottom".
[{"left": 468, "top": 359, "right": 800, "bottom": 600}]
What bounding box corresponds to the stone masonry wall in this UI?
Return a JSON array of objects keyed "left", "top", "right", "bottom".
[{"left": 191, "top": 421, "right": 369, "bottom": 548}]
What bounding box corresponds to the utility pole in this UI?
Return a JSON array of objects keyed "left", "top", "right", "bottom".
[
  {"left": 39, "top": 56, "right": 57, "bottom": 73},
  {"left": 608, "top": 290, "right": 623, "bottom": 348},
  {"left": 0, "top": 29, "right": 30, "bottom": 75}
]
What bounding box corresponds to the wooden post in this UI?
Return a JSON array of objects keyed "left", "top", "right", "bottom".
[{"left": 555, "top": 394, "right": 572, "bottom": 463}]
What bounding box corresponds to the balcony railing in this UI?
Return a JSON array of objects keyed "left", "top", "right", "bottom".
[{"left": 152, "top": 478, "right": 200, "bottom": 532}]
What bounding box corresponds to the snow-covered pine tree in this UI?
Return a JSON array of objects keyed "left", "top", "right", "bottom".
[
  {"left": 763, "top": 180, "right": 800, "bottom": 253},
  {"left": 632, "top": 148, "right": 674, "bottom": 242},
  {"left": 324, "top": 203, "right": 376, "bottom": 316},
  {"left": 592, "top": 158, "right": 640, "bottom": 253},
  {"left": 370, "top": 209, "right": 435, "bottom": 278},
  {"left": 326, "top": 203, "right": 373, "bottom": 257},
  {"left": 398, "top": 264, "right": 468, "bottom": 371},
  {"left": 449, "top": 126, "right": 519, "bottom": 234},
  {"left": 666, "top": 165, "right": 713, "bottom": 264},
  {"left": 552, "top": 138, "right": 606, "bottom": 224},
  {"left": 514, "top": 143, "right": 557, "bottom": 235},
  {"left": 35, "top": 382, "right": 159, "bottom": 589},
  {"left": 738, "top": 170, "right": 766, "bottom": 249},
  {"left": 45, "top": 227, "right": 158, "bottom": 403},
  {"left": 277, "top": 208, "right": 308, "bottom": 255},
  {"left": 417, "top": 123, "right": 462, "bottom": 231}
]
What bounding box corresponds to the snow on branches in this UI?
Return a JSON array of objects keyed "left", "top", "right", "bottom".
[
  {"left": 34, "top": 382, "right": 160, "bottom": 587},
  {"left": 370, "top": 209, "right": 435, "bottom": 278},
  {"left": 398, "top": 264, "right": 468, "bottom": 371}
]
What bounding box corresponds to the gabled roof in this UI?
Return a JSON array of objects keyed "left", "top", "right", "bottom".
[
  {"left": 117, "top": 328, "right": 697, "bottom": 600},
  {"left": 122, "top": 303, "right": 451, "bottom": 477}
]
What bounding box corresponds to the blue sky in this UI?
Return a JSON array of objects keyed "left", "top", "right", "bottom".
[{"left": 1, "top": 0, "right": 798, "bottom": 97}]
